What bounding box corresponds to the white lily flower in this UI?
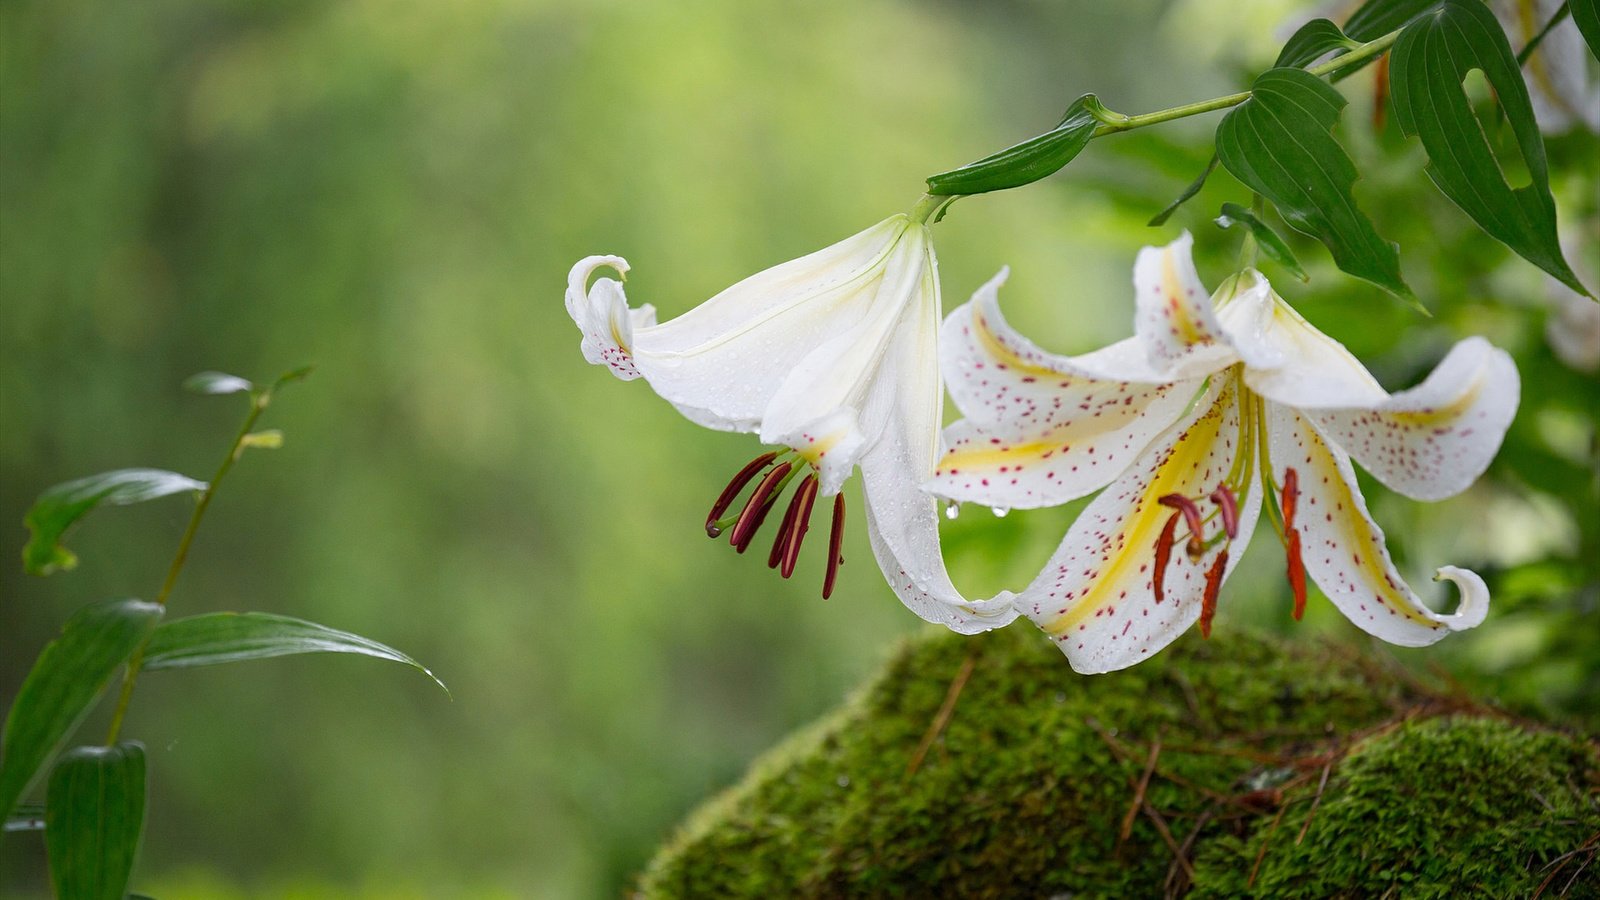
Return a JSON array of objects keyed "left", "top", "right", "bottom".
[
  {"left": 566, "top": 204, "right": 1016, "bottom": 633},
  {"left": 929, "top": 232, "right": 1519, "bottom": 672}
]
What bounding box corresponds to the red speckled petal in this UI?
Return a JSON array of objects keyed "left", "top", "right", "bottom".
[
  {"left": 1266, "top": 406, "right": 1490, "bottom": 646},
  {"left": 1132, "top": 232, "right": 1237, "bottom": 379},
  {"left": 1018, "top": 377, "right": 1262, "bottom": 674},
  {"left": 1311, "top": 337, "right": 1519, "bottom": 501}
]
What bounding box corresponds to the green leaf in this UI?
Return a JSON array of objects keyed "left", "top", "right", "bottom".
[
  {"left": 22, "top": 469, "right": 206, "bottom": 576},
  {"left": 1574, "top": 0, "right": 1600, "bottom": 61},
  {"left": 1276, "top": 19, "right": 1357, "bottom": 68},
  {"left": 240, "top": 429, "right": 285, "bottom": 451},
  {"left": 142, "top": 612, "right": 448, "bottom": 694},
  {"left": 925, "top": 95, "right": 1102, "bottom": 195},
  {"left": 1343, "top": 0, "right": 1441, "bottom": 41},
  {"left": 1148, "top": 154, "right": 1218, "bottom": 227},
  {"left": 1215, "top": 67, "right": 1416, "bottom": 305},
  {"left": 0, "top": 598, "right": 163, "bottom": 820},
  {"left": 182, "top": 371, "right": 253, "bottom": 395},
  {"left": 1390, "top": 0, "right": 1590, "bottom": 296},
  {"left": 273, "top": 364, "right": 314, "bottom": 388},
  {"left": 46, "top": 742, "right": 145, "bottom": 900},
  {"left": 1215, "top": 202, "right": 1310, "bottom": 282},
  {"left": 5, "top": 803, "right": 45, "bottom": 833}
]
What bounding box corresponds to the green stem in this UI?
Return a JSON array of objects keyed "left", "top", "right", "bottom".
[
  {"left": 1089, "top": 28, "right": 1403, "bottom": 138},
  {"left": 105, "top": 391, "right": 273, "bottom": 745},
  {"left": 1516, "top": 1, "right": 1570, "bottom": 66}
]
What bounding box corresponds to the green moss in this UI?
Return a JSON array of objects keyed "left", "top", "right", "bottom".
[{"left": 638, "top": 627, "right": 1599, "bottom": 899}]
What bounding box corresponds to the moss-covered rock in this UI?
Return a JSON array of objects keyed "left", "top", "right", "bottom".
[{"left": 638, "top": 627, "right": 1599, "bottom": 898}]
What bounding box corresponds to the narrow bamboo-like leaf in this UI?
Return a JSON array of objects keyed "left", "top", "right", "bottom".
[
  {"left": 1391, "top": 0, "right": 1589, "bottom": 295},
  {"left": 182, "top": 371, "right": 254, "bottom": 395},
  {"left": 1574, "top": 0, "right": 1600, "bottom": 60},
  {"left": 1148, "top": 155, "right": 1219, "bottom": 227},
  {"left": 273, "top": 365, "right": 314, "bottom": 389},
  {"left": 143, "top": 612, "right": 448, "bottom": 694},
  {"left": 0, "top": 599, "right": 163, "bottom": 820},
  {"left": 1215, "top": 67, "right": 1416, "bottom": 304},
  {"left": 1216, "top": 202, "right": 1310, "bottom": 282},
  {"left": 46, "top": 743, "right": 145, "bottom": 900},
  {"left": 925, "top": 95, "right": 1101, "bottom": 195},
  {"left": 22, "top": 469, "right": 206, "bottom": 576},
  {"left": 4, "top": 803, "right": 45, "bottom": 832},
  {"left": 1276, "top": 18, "right": 1357, "bottom": 68},
  {"left": 1343, "top": 0, "right": 1442, "bottom": 40}
]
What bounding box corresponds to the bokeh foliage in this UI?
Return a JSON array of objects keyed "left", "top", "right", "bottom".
[{"left": 2, "top": 0, "right": 1594, "bottom": 896}]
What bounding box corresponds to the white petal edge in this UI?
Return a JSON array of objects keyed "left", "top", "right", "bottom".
[
  {"left": 566, "top": 255, "right": 656, "bottom": 381},
  {"left": 1132, "top": 231, "right": 1237, "bottom": 380}
]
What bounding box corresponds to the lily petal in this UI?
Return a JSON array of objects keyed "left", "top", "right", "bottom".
[
  {"left": 1132, "top": 232, "right": 1237, "bottom": 379},
  {"left": 1313, "top": 337, "right": 1519, "bottom": 501},
  {"left": 857, "top": 267, "right": 1018, "bottom": 633},
  {"left": 931, "top": 269, "right": 1196, "bottom": 509},
  {"left": 566, "top": 255, "right": 657, "bottom": 381},
  {"left": 628, "top": 216, "right": 910, "bottom": 432},
  {"left": 1214, "top": 271, "right": 1389, "bottom": 409},
  {"left": 1019, "top": 378, "right": 1262, "bottom": 673},
  {"left": 1267, "top": 407, "right": 1491, "bottom": 645}
]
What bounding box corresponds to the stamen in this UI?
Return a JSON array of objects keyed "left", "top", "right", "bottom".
[
  {"left": 1153, "top": 510, "right": 1181, "bottom": 605},
  {"left": 1199, "top": 548, "right": 1228, "bottom": 638},
  {"left": 1159, "top": 493, "right": 1207, "bottom": 561},
  {"left": 823, "top": 493, "right": 846, "bottom": 600},
  {"left": 1210, "top": 485, "right": 1239, "bottom": 540},
  {"left": 766, "top": 485, "right": 804, "bottom": 568},
  {"left": 728, "top": 461, "right": 793, "bottom": 549},
  {"left": 706, "top": 451, "right": 779, "bottom": 537},
  {"left": 1282, "top": 468, "right": 1306, "bottom": 620},
  {"left": 779, "top": 475, "right": 820, "bottom": 578}
]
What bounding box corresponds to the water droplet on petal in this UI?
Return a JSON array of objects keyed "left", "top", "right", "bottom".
[
  {"left": 992, "top": 506, "right": 1011, "bottom": 518},
  {"left": 944, "top": 501, "right": 961, "bottom": 520}
]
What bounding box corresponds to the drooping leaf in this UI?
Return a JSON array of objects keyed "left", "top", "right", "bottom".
[
  {"left": 142, "top": 612, "right": 448, "bottom": 694},
  {"left": 4, "top": 803, "right": 45, "bottom": 833},
  {"left": 182, "top": 371, "right": 254, "bottom": 395},
  {"left": 22, "top": 469, "right": 206, "bottom": 576},
  {"left": 1343, "top": 0, "right": 1442, "bottom": 40},
  {"left": 1276, "top": 19, "right": 1357, "bottom": 68},
  {"left": 1390, "top": 0, "right": 1590, "bottom": 295},
  {"left": 925, "top": 95, "right": 1103, "bottom": 196},
  {"left": 1148, "top": 154, "right": 1219, "bottom": 227},
  {"left": 1575, "top": 0, "right": 1600, "bottom": 60},
  {"left": 45, "top": 742, "right": 146, "bottom": 900},
  {"left": 1215, "top": 67, "right": 1416, "bottom": 304},
  {"left": 1215, "top": 202, "right": 1310, "bottom": 282},
  {"left": 0, "top": 598, "right": 163, "bottom": 820}
]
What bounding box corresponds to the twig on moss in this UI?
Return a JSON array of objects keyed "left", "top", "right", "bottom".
[
  {"left": 1089, "top": 720, "right": 1196, "bottom": 881},
  {"left": 1121, "top": 736, "right": 1163, "bottom": 843},
  {"left": 1296, "top": 760, "right": 1333, "bottom": 845},
  {"left": 1247, "top": 804, "right": 1290, "bottom": 889},
  {"left": 906, "top": 652, "right": 976, "bottom": 776},
  {"left": 1533, "top": 829, "right": 1600, "bottom": 899},
  {"left": 1164, "top": 806, "right": 1214, "bottom": 898}
]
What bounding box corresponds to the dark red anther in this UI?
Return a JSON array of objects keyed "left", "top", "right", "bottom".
[
  {"left": 779, "top": 475, "right": 819, "bottom": 578},
  {"left": 767, "top": 484, "right": 804, "bottom": 568},
  {"left": 1159, "top": 493, "right": 1206, "bottom": 561},
  {"left": 823, "top": 493, "right": 846, "bottom": 599},
  {"left": 1287, "top": 531, "right": 1307, "bottom": 621},
  {"left": 1199, "top": 548, "right": 1228, "bottom": 639},
  {"left": 1281, "top": 468, "right": 1299, "bottom": 527},
  {"left": 1210, "top": 485, "right": 1239, "bottom": 540},
  {"left": 1152, "top": 510, "right": 1181, "bottom": 605},
  {"left": 728, "top": 461, "right": 792, "bottom": 549},
  {"left": 706, "top": 451, "right": 778, "bottom": 537}
]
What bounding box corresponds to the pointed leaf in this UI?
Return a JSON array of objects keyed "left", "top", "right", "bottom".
[
  {"left": 925, "top": 95, "right": 1102, "bottom": 195},
  {"left": 1574, "top": 0, "right": 1600, "bottom": 60},
  {"left": 23, "top": 469, "right": 206, "bottom": 576},
  {"left": 1216, "top": 202, "right": 1310, "bottom": 282},
  {"left": 1390, "top": 0, "right": 1590, "bottom": 295},
  {"left": 182, "top": 371, "right": 254, "bottom": 395},
  {"left": 273, "top": 365, "right": 314, "bottom": 389},
  {"left": 142, "top": 612, "right": 447, "bottom": 694},
  {"left": 1148, "top": 155, "right": 1219, "bottom": 227},
  {"left": 1215, "top": 67, "right": 1416, "bottom": 304},
  {"left": 1276, "top": 19, "right": 1357, "bottom": 68},
  {"left": 0, "top": 599, "right": 163, "bottom": 820},
  {"left": 1343, "top": 0, "right": 1442, "bottom": 40},
  {"left": 46, "top": 743, "right": 145, "bottom": 900},
  {"left": 5, "top": 803, "right": 45, "bottom": 833}
]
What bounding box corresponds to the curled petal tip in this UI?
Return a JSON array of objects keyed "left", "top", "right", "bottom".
[{"left": 1432, "top": 565, "right": 1490, "bottom": 631}]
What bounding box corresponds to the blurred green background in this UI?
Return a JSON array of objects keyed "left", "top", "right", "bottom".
[{"left": 2, "top": 0, "right": 1595, "bottom": 896}]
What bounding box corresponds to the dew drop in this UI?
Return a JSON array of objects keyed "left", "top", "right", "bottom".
[
  {"left": 991, "top": 506, "right": 1011, "bottom": 518},
  {"left": 944, "top": 501, "right": 961, "bottom": 520}
]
